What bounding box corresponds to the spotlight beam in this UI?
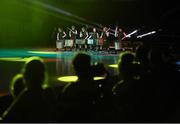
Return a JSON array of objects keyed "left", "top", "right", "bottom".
[
  {"left": 126, "top": 30, "right": 138, "bottom": 38},
  {"left": 23, "top": 0, "right": 132, "bottom": 37},
  {"left": 137, "top": 31, "right": 156, "bottom": 38},
  {"left": 24, "top": 0, "right": 101, "bottom": 28}
]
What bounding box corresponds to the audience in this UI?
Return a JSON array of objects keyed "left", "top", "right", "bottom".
[
  {"left": 57, "top": 53, "right": 99, "bottom": 122},
  {"left": 112, "top": 52, "right": 141, "bottom": 122},
  {"left": 0, "top": 44, "right": 179, "bottom": 122},
  {"left": 92, "top": 63, "right": 119, "bottom": 122},
  {"left": 2, "top": 57, "right": 51, "bottom": 122}
]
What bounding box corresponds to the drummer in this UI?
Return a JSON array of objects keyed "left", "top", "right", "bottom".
[
  {"left": 90, "top": 27, "right": 99, "bottom": 51},
  {"left": 56, "top": 27, "right": 66, "bottom": 51},
  {"left": 114, "top": 27, "right": 126, "bottom": 51},
  {"left": 79, "top": 27, "right": 88, "bottom": 50},
  {"left": 100, "top": 27, "right": 110, "bottom": 51},
  {"left": 69, "top": 25, "right": 78, "bottom": 50}
]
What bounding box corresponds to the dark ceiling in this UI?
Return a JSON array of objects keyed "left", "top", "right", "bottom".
[{"left": 48, "top": 0, "right": 180, "bottom": 27}]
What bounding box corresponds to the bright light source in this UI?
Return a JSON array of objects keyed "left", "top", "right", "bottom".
[
  {"left": 137, "top": 31, "right": 156, "bottom": 38},
  {"left": 58, "top": 76, "right": 78, "bottom": 82},
  {"left": 133, "top": 61, "right": 140, "bottom": 64},
  {"left": 108, "top": 64, "right": 118, "bottom": 68},
  {"left": 28, "top": 51, "right": 57, "bottom": 54},
  {"left": 126, "top": 30, "right": 138, "bottom": 38},
  {"left": 57, "top": 76, "right": 106, "bottom": 82},
  {"left": 0, "top": 57, "right": 28, "bottom": 62},
  {"left": 94, "top": 77, "right": 105, "bottom": 80}
]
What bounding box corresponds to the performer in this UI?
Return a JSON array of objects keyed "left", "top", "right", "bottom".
[
  {"left": 100, "top": 27, "right": 110, "bottom": 51},
  {"left": 114, "top": 26, "right": 126, "bottom": 51},
  {"left": 88, "top": 27, "right": 99, "bottom": 51},
  {"left": 79, "top": 27, "right": 88, "bottom": 50},
  {"left": 56, "top": 27, "right": 66, "bottom": 51},
  {"left": 68, "top": 25, "right": 78, "bottom": 50}
]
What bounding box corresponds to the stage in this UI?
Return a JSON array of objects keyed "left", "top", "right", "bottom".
[{"left": 0, "top": 48, "right": 119, "bottom": 94}]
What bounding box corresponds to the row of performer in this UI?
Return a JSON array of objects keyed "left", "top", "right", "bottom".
[{"left": 56, "top": 25, "right": 126, "bottom": 51}]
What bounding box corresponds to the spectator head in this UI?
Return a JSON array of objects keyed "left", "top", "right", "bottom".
[
  {"left": 72, "top": 53, "right": 92, "bottom": 79},
  {"left": 149, "top": 47, "right": 165, "bottom": 68},
  {"left": 136, "top": 44, "right": 150, "bottom": 64},
  {"left": 118, "top": 52, "right": 137, "bottom": 79},
  {"left": 22, "top": 57, "right": 47, "bottom": 90}
]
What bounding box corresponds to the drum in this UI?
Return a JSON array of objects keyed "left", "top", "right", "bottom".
[
  {"left": 114, "top": 41, "right": 122, "bottom": 50},
  {"left": 98, "top": 38, "right": 104, "bottom": 46},
  {"left": 87, "top": 39, "right": 93, "bottom": 45},
  {"left": 65, "top": 39, "right": 73, "bottom": 47},
  {"left": 56, "top": 41, "right": 63, "bottom": 49},
  {"left": 76, "top": 39, "right": 85, "bottom": 45}
]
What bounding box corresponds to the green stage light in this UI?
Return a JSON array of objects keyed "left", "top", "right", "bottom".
[
  {"left": 108, "top": 64, "right": 118, "bottom": 68},
  {"left": 94, "top": 77, "right": 105, "bottom": 80},
  {"left": 133, "top": 61, "right": 140, "bottom": 64},
  {"left": 108, "top": 62, "right": 140, "bottom": 68},
  {"left": 42, "top": 84, "right": 49, "bottom": 89},
  {"left": 28, "top": 51, "right": 57, "bottom": 54},
  {"left": 0, "top": 57, "right": 27, "bottom": 62},
  {"left": 58, "top": 76, "right": 78, "bottom": 82},
  {"left": 58, "top": 76, "right": 106, "bottom": 82}
]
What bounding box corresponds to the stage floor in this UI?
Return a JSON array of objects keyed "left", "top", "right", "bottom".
[{"left": 0, "top": 48, "right": 119, "bottom": 93}]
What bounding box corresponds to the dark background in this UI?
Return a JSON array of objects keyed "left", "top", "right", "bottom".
[{"left": 0, "top": 0, "right": 179, "bottom": 48}]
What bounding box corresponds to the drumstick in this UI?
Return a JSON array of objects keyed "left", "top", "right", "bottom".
[{"left": 67, "top": 27, "right": 76, "bottom": 34}]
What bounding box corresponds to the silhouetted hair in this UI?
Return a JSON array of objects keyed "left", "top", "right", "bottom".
[
  {"left": 72, "top": 53, "right": 91, "bottom": 76},
  {"left": 136, "top": 44, "right": 150, "bottom": 63},
  {"left": 22, "top": 57, "right": 46, "bottom": 89},
  {"left": 10, "top": 73, "right": 25, "bottom": 98},
  {"left": 118, "top": 52, "right": 136, "bottom": 79},
  {"left": 150, "top": 47, "right": 165, "bottom": 66}
]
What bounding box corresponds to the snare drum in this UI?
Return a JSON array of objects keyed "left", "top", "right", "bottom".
[
  {"left": 56, "top": 41, "right": 63, "bottom": 49},
  {"left": 65, "top": 39, "right": 73, "bottom": 47},
  {"left": 76, "top": 39, "right": 85, "bottom": 45},
  {"left": 87, "top": 39, "right": 93, "bottom": 45},
  {"left": 98, "top": 38, "right": 104, "bottom": 46},
  {"left": 114, "top": 41, "right": 122, "bottom": 50}
]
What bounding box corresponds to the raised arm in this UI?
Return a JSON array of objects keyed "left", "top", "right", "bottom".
[
  {"left": 57, "top": 33, "right": 60, "bottom": 40},
  {"left": 115, "top": 26, "right": 118, "bottom": 37},
  {"left": 63, "top": 32, "right": 67, "bottom": 38}
]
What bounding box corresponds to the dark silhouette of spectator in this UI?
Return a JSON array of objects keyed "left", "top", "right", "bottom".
[
  {"left": 0, "top": 73, "right": 25, "bottom": 119},
  {"left": 131, "top": 45, "right": 180, "bottom": 122},
  {"left": 142, "top": 46, "right": 180, "bottom": 122},
  {"left": 92, "top": 63, "right": 119, "bottom": 122},
  {"left": 0, "top": 74, "right": 25, "bottom": 119},
  {"left": 72, "top": 53, "right": 92, "bottom": 80},
  {"left": 2, "top": 57, "right": 51, "bottom": 122},
  {"left": 135, "top": 44, "right": 151, "bottom": 76},
  {"left": 57, "top": 53, "right": 99, "bottom": 122},
  {"left": 10, "top": 73, "right": 25, "bottom": 99},
  {"left": 0, "top": 93, "right": 13, "bottom": 120},
  {"left": 112, "top": 51, "right": 141, "bottom": 122}
]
